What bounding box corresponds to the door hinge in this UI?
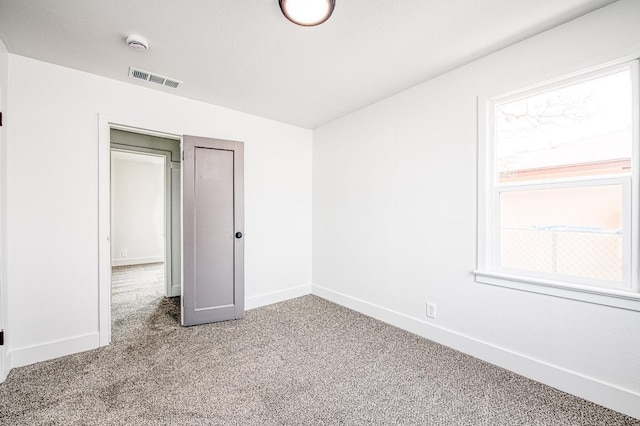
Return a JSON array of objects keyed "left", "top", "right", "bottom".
[
  {"left": 0, "top": 330, "right": 4, "bottom": 346},
  {"left": 0, "top": 112, "right": 3, "bottom": 127}
]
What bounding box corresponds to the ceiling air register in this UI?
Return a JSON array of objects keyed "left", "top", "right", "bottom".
[{"left": 128, "top": 67, "right": 183, "bottom": 89}]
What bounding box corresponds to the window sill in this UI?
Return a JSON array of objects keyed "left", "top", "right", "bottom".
[{"left": 473, "top": 271, "right": 640, "bottom": 312}]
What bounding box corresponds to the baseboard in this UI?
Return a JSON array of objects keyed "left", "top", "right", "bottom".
[
  {"left": 312, "top": 284, "right": 640, "bottom": 420},
  {"left": 246, "top": 284, "right": 312, "bottom": 310},
  {"left": 9, "top": 332, "right": 100, "bottom": 369},
  {"left": 111, "top": 256, "right": 164, "bottom": 267},
  {"left": 6, "top": 286, "right": 309, "bottom": 371},
  {"left": 1, "top": 350, "right": 10, "bottom": 382}
]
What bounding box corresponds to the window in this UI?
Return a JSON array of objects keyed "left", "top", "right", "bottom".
[{"left": 476, "top": 60, "right": 640, "bottom": 309}]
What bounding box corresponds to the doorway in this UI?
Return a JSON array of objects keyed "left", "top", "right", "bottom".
[
  {"left": 110, "top": 148, "right": 168, "bottom": 337},
  {"left": 110, "top": 129, "right": 181, "bottom": 297},
  {"left": 99, "top": 118, "right": 184, "bottom": 345},
  {"left": 98, "top": 117, "right": 245, "bottom": 345},
  {"left": 108, "top": 129, "right": 181, "bottom": 339}
]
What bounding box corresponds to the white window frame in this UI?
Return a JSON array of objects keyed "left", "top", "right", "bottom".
[{"left": 475, "top": 59, "right": 640, "bottom": 312}]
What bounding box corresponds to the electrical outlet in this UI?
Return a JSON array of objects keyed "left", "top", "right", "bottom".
[
  {"left": 120, "top": 250, "right": 127, "bottom": 258},
  {"left": 426, "top": 302, "right": 437, "bottom": 319}
]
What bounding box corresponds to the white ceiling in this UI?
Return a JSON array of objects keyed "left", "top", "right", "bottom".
[{"left": 0, "top": 0, "right": 618, "bottom": 129}]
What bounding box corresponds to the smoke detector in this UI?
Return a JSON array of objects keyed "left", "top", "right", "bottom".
[{"left": 126, "top": 34, "right": 149, "bottom": 51}]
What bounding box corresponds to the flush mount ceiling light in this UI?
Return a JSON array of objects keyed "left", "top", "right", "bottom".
[
  {"left": 279, "top": 0, "right": 335, "bottom": 26},
  {"left": 126, "top": 34, "right": 149, "bottom": 51}
]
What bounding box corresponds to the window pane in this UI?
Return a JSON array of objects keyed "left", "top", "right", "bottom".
[
  {"left": 500, "top": 184, "right": 623, "bottom": 282},
  {"left": 496, "top": 69, "right": 632, "bottom": 183}
]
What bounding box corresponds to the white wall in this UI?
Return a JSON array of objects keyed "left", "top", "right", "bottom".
[
  {"left": 313, "top": 0, "right": 640, "bottom": 419},
  {"left": 0, "top": 38, "right": 8, "bottom": 382},
  {"left": 4, "top": 0, "right": 639, "bottom": 417},
  {"left": 5, "top": 55, "right": 312, "bottom": 369},
  {"left": 110, "top": 151, "right": 165, "bottom": 266}
]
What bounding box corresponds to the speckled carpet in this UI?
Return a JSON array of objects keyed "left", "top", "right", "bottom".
[{"left": 0, "top": 264, "right": 638, "bottom": 425}]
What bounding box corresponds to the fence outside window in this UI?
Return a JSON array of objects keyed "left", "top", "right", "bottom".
[{"left": 500, "top": 226, "right": 623, "bottom": 282}]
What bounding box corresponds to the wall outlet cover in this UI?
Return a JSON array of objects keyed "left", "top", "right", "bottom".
[{"left": 426, "top": 302, "right": 437, "bottom": 319}]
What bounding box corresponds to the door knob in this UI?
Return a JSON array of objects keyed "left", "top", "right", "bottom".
[{"left": 235, "top": 232, "right": 243, "bottom": 239}]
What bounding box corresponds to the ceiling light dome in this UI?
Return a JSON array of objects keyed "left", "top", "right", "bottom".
[{"left": 279, "top": 0, "right": 335, "bottom": 27}]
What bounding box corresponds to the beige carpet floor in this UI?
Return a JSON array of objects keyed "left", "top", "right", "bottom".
[{"left": 0, "top": 264, "right": 638, "bottom": 425}]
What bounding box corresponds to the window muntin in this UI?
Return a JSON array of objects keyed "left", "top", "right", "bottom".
[{"left": 479, "top": 61, "right": 638, "bottom": 297}]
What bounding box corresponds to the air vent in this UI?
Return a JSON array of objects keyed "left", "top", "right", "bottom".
[
  {"left": 148, "top": 74, "right": 165, "bottom": 85},
  {"left": 164, "top": 79, "right": 181, "bottom": 89},
  {"left": 131, "top": 69, "right": 149, "bottom": 80},
  {"left": 128, "top": 67, "right": 183, "bottom": 89}
]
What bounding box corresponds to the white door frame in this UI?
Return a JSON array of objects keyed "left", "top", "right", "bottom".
[
  {"left": 0, "top": 84, "right": 6, "bottom": 382},
  {"left": 98, "top": 114, "right": 182, "bottom": 346}
]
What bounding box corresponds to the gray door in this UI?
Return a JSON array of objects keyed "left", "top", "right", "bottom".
[{"left": 182, "top": 135, "right": 244, "bottom": 326}]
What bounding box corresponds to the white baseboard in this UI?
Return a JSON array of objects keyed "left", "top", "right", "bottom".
[
  {"left": 1, "top": 350, "right": 10, "bottom": 382},
  {"left": 9, "top": 332, "right": 100, "bottom": 370},
  {"left": 312, "top": 284, "right": 640, "bottom": 420},
  {"left": 246, "top": 284, "right": 312, "bottom": 310},
  {"left": 4, "top": 286, "right": 311, "bottom": 374},
  {"left": 111, "top": 256, "right": 164, "bottom": 267}
]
